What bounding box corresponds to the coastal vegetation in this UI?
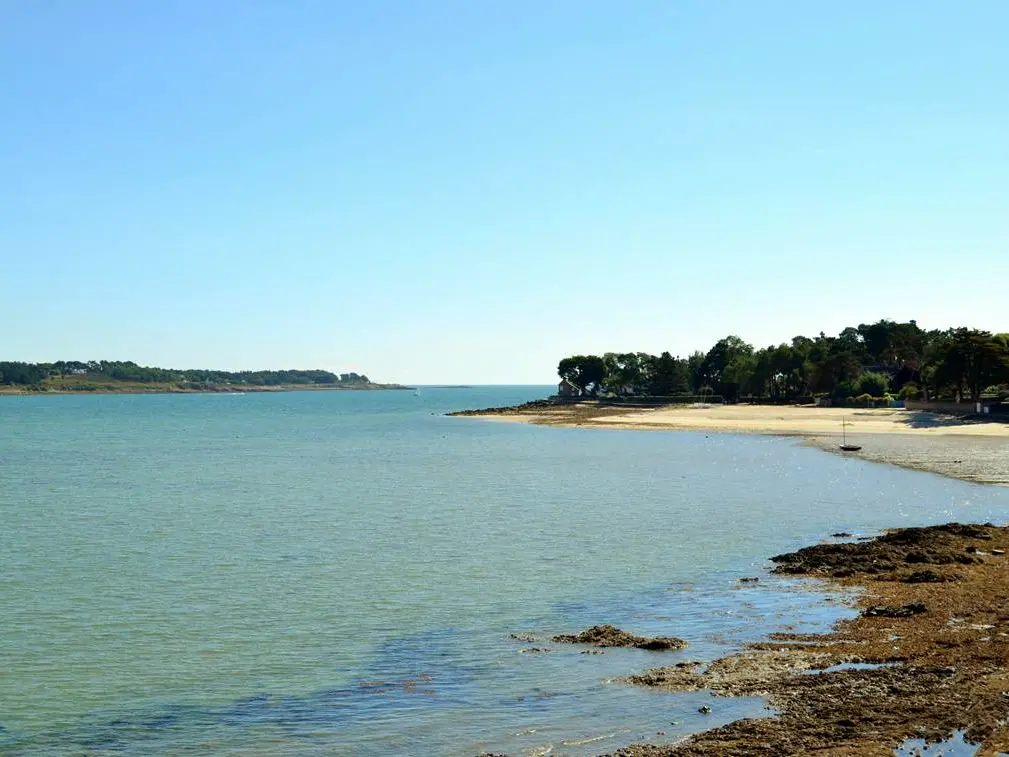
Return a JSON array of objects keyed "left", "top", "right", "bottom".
[
  {"left": 0, "top": 360, "right": 399, "bottom": 393},
  {"left": 558, "top": 321, "right": 1009, "bottom": 404}
]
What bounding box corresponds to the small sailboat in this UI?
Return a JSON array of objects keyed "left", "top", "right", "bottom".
[{"left": 839, "top": 416, "right": 861, "bottom": 452}]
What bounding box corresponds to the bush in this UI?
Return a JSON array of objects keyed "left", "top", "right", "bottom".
[
  {"left": 832, "top": 380, "right": 858, "bottom": 402},
  {"left": 858, "top": 371, "right": 892, "bottom": 398},
  {"left": 854, "top": 392, "right": 875, "bottom": 406},
  {"left": 898, "top": 383, "right": 920, "bottom": 401}
]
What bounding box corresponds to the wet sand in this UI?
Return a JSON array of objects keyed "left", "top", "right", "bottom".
[
  {"left": 452, "top": 402, "right": 1009, "bottom": 485},
  {"left": 806, "top": 433, "right": 1009, "bottom": 486}
]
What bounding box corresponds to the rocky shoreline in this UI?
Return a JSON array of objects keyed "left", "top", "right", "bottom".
[
  {"left": 459, "top": 407, "right": 1009, "bottom": 753},
  {"left": 513, "top": 523, "right": 1009, "bottom": 756}
]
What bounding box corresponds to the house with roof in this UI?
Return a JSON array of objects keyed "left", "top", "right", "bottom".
[{"left": 557, "top": 378, "right": 584, "bottom": 398}]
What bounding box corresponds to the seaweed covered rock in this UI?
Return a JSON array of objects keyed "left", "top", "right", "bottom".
[
  {"left": 770, "top": 524, "right": 992, "bottom": 578},
  {"left": 552, "top": 624, "right": 687, "bottom": 651},
  {"left": 862, "top": 602, "right": 928, "bottom": 618}
]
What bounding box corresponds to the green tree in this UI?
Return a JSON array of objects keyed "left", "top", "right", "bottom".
[
  {"left": 686, "top": 351, "right": 706, "bottom": 393},
  {"left": 601, "top": 352, "right": 647, "bottom": 395},
  {"left": 0, "top": 362, "right": 47, "bottom": 385},
  {"left": 701, "top": 336, "right": 754, "bottom": 401},
  {"left": 648, "top": 352, "right": 689, "bottom": 395},
  {"left": 857, "top": 371, "right": 891, "bottom": 398},
  {"left": 557, "top": 355, "right": 606, "bottom": 396},
  {"left": 929, "top": 329, "right": 1009, "bottom": 401}
]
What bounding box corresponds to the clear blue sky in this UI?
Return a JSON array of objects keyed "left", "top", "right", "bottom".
[{"left": 3, "top": 1, "right": 1007, "bottom": 384}]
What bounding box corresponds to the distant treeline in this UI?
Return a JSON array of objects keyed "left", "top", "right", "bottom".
[
  {"left": 558, "top": 321, "right": 1009, "bottom": 404},
  {"left": 0, "top": 360, "right": 372, "bottom": 388}
]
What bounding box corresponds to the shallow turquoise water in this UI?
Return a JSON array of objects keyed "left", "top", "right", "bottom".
[{"left": 2, "top": 388, "right": 1007, "bottom": 755}]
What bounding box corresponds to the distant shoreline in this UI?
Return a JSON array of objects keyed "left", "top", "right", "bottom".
[
  {"left": 450, "top": 400, "right": 1009, "bottom": 485},
  {"left": 0, "top": 383, "right": 412, "bottom": 396}
]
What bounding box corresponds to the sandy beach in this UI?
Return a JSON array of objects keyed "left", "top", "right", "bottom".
[
  {"left": 459, "top": 402, "right": 1006, "bottom": 436},
  {"left": 454, "top": 402, "right": 1009, "bottom": 485}
]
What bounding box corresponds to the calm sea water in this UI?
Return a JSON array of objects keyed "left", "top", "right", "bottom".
[{"left": 2, "top": 387, "right": 1008, "bottom": 756}]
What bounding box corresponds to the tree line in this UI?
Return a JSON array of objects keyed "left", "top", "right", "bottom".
[
  {"left": 558, "top": 321, "right": 1009, "bottom": 404},
  {"left": 0, "top": 360, "right": 372, "bottom": 388}
]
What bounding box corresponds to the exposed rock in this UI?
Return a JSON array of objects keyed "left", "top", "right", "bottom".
[
  {"left": 862, "top": 602, "right": 928, "bottom": 618},
  {"left": 624, "top": 651, "right": 834, "bottom": 697},
  {"left": 625, "top": 661, "right": 704, "bottom": 689},
  {"left": 901, "top": 569, "right": 960, "bottom": 584},
  {"left": 508, "top": 633, "right": 538, "bottom": 643},
  {"left": 770, "top": 523, "right": 991, "bottom": 577},
  {"left": 552, "top": 624, "right": 687, "bottom": 651},
  {"left": 600, "top": 523, "right": 1009, "bottom": 756},
  {"left": 449, "top": 399, "right": 564, "bottom": 416}
]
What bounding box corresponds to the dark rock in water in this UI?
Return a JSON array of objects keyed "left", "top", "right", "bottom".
[
  {"left": 552, "top": 624, "right": 687, "bottom": 651},
  {"left": 698, "top": 705, "right": 712, "bottom": 714},
  {"left": 739, "top": 576, "right": 760, "bottom": 583},
  {"left": 508, "top": 633, "right": 537, "bottom": 643},
  {"left": 863, "top": 603, "right": 928, "bottom": 618},
  {"left": 831, "top": 532, "right": 853, "bottom": 538},
  {"left": 638, "top": 636, "right": 689, "bottom": 651},
  {"left": 519, "top": 647, "right": 551, "bottom": 654}
]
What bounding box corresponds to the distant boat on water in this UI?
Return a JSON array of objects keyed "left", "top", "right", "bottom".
[{"left": 840, "top": 416, "right": 862, "bottom": 452}]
